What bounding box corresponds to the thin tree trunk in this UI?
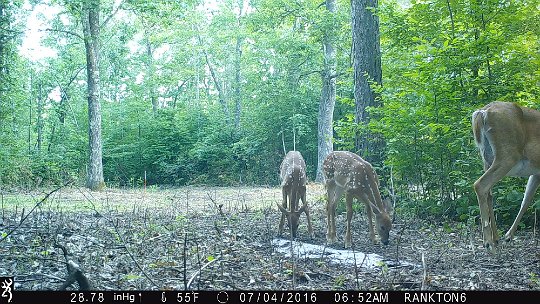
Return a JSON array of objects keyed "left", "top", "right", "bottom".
[
  {"left": 28, "top": 85, "right": 32, "bottom": 154},
  {"left": 36, "top": 82, "right": 43, "bottom": 153},
  {"left": 203, "top": 48, "right": 230, "bottom": 126},
  {"left": 145, "top": 30, "right": 158, "bottom": 113},
  {"left": 480, "top": 11, "right": 493, "bottom": 99},
  {"left": 316, "top": 0, "right": 337, "bottom": 183},
  {"left": 351, "top": 0, "right": 383, "bottom": 161},
  {"left": 234, "top": 36, "right": 242, "bottom": 131},
  {"left": 83, "top": 0, "right": 105, "bottom": 191},
  {"left": 233, "top": 0, "right": 244, "bottom": 132}
]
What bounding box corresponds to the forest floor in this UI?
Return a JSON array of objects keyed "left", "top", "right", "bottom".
[{"left": 1, "top": 185, "right": 539, "bottom": 292}]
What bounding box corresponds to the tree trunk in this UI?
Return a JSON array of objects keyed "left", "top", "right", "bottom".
[
  {"left": 351, "top": 0, "right": 383, "bottom": 161},
  {"left": 203, "top": 49, "right": 230, "bottom": 126},
  {"left": 83, "top": 0, "right": 105, "bottom": 191},
  {"left": 315, "top": 0, "right": 337, "bottom": 183},
  {"left": 36, "top": 82, "right": 43, "bottom": 153},
  {"left": 233, "top": 0, "right": 244, "bottom": 132},
  {"left": 234, "top": 36, "right": 243, "bottom": 132},
  {"left": 145, "top": 30, "right": 158, "bottom": 113}
]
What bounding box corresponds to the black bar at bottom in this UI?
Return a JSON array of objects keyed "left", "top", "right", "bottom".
[{"left": 4, "top": 290, "right": 539, "bottom": 304}]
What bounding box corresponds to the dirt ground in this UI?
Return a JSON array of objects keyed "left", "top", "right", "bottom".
[{"left": 1, "top": 185, "right": 539, "bottom": 291}]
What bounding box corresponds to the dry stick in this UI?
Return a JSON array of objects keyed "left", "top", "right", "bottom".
[
  {"left": 0, "top": 182, "right": 71, "bottom": 244},
  {"left": 183, "top": 232, "right": 188, "bottom": 290},
  {"left": 388, "top": 166, "right": 397, "bottom": 223},
  {"left": 78, "top": 188, "right": 159, "bottom": 289},
  {"left": 186, "top": 256, "right": 220, "bottom": 290},
  {"left": 55, "top": 243, "right": 92, "bottom": 290},
  {"left": 534, "top": 208, "right": 537, "bottom": 246},
  {"left": 195, "top": 243, "right": 202, "bottom": 290},
  {"left": 185, "top": 189, "right": 189, "bottom": 214},
  {"left": 111, "top": 219, "right": 159, "bottom": 288},
  {"left": 351, "top": 245, "right": 360, "bottom": 289},
  {"left": 389, "top": 220, "right": 409, "bottom": 288},
  {"left": 289, "top": 236, "right": 296, "bottom": 290},
  {"left": 421, "top": 252, "right": 427, "bottom": 291},
  {"left": 393, "top": 218, "right": 411, "bottom": 265},
  {"left": 19, "top": 208, "right": 25, "bottom": 225},
  {"left": 207, "top": 192, "right": 224, "bottom": 217}
]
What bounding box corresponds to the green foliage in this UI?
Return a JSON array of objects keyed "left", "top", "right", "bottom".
[{"left": 376, "top": 0, "right": 540, "bottom": 225}]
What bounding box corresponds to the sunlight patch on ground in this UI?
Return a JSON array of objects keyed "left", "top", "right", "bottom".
[
  {"left": 271, "top": 238, "right": 417, "bottom": 269},
  {"left": 271, "top": 238, "right": 384, "bottom": 269}
]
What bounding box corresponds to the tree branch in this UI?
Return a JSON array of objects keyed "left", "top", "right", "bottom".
[
  {"left": 41, "top": 28, "right": 83, "bottom": 40},
  {"left": 100, "top": 0, "right": 125, "bottom": 29}
]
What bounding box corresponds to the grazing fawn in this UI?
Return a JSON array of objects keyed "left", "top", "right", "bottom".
[
  {"left": 277, "top": 151, "right": 314, "bottom": 238},
  {"left": 323, "top": 151, "right": 392, "bottom": 248}
]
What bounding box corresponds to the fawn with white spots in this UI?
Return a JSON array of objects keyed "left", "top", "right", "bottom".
[
  {"left": 277, "top": 151, "right": 314, "bottom": 238},
  {"left": 323, "top": 151, "right": 392, "bottom": 248}
]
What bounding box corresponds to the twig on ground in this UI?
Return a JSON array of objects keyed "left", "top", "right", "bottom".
[
  {"left": 59, "top": 260, "right": 92, "bottom": 290},
  {"left": 183, "top": 232, "right": 188, "bottom": 290},
  {"left": 353, "top": 246, "right": 367, "bottom": 290},
  {"left": 186, "top": 256, "right": 219, "bottom": 290},
  {"left": 421, "top": 252, "right": 427, "bottom": 290},
  {"left": 111, "top": 219, "right": 159, "bottom": 289},
  {"left": 55, "top": 242, "right": 92, "bottom": 290},
  {"left": 207, "top": 192, "right": 224, "bottom": 217}
]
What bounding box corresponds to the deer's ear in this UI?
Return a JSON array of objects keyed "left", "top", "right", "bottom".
[{"left": 382, "top": 198, "right": 394, "bottom": 215}]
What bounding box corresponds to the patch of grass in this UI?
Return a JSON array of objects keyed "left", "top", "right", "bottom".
[{"left": 333, "top": 275, "right": 347, "bottom": 288}]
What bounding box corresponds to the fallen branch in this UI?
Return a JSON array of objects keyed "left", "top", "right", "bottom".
[
  {"left": 55, "top": 242, "right": 92, "bottom": 290},
  {"left": 59, "top": 261, "right": 92, "bottom": 290}
]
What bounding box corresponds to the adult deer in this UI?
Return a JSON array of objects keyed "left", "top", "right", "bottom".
[
  {"left": 277, "top": 151, "right": 314, "bottom": 238},
  {"left": 472, "top": 101, "right": 540, "bottom": 250},
  {"left": 323, "top": 151, "right": 392, "bottom": 248}
]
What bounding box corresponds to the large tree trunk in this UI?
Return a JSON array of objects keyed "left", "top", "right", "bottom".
[
  {"left": 351, "top": 0, "right": 383, "bottom": 161},
  {"left": 316, "top": 0, "right": 337, "bottom": 183},
  {"left": 83, "top": 0, "right": 105, "bottom": 191}
]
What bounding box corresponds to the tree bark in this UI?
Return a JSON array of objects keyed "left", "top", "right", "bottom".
[
  {"left": 145, "top": 30, "right": 158, "bottom": 113},
  {"left": 315, "top": 0, "right": 337, "bottom": 183},
  {"left": 83, "top": 0, "right": 105, "bottom": 191},
  {"left": 351, "top": 0, "right": 383, "bottom": 161},
  {"left": 201, "top": 46, "right": 230, "bottom": 126},
  {"left": 233, "top": 0, "right": 244, "bottom": 132},
  {"left": 233, "top": 36, "right": 243, "bottom": 132},
  {"left": 36, "top": 82, "right": 43, "bottom": 153}
]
